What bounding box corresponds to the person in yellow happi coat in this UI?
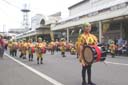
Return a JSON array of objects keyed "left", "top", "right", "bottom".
[
  {"left": 35, "top": 37, "right": 45, "bottom": 64},
  {"left": 42, "top": 40, "right": 47, "bottom": 47},
  {"left": 27, "top": 39, "right": 35, "bottom": 61},
  {"left": 68, "top": 41, "right": 76, "bottom": 55},
  {"left": 60, "top": 38, "right": 66, "bottom": 57},
  {"left": 77, "top": 22, "right": 97, "bottom": 85},
  {"left": 20, "top": 39, "right": 28, "bottom": 59},
  {"left": 11, "top": 40, "right": 18, "bottom": 57},
  {"left": 49, "top": 40, "right": 55, "bottom": 55},
  {"left": 75, "top": 38, "right": 81, "bottom": 58},
  {"left": 109, "top": 41, "right": 117, "bottom": 58},
  {"left": 8, "top": 40, "right": 13, "bottom": 56},
  {"left": 42, "top": 40, "right": 47, "bottom": 54},
  {"left": 55, "top": 39, "right": 60, "bottom": 52},
  {"left": 18, "top": 40, "right": 23, "bottom": 58},
  {"left": 0, "top": 35, "right": 5, "bottom": 58}
]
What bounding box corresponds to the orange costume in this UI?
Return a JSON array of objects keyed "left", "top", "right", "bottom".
[
  {"left": 35, "top": 39, "right": 45, "bottom": 64},
  {"left": 36, "top": 43, "right": 45, "bottom": 57},
  {"left": 19, "top": 40, "right": 28, "bottom": 59},
  {"left": 27, "top": 41, "right": 35, "bottom": 61},
  {"left": 77, "top": 22, "right": 97, "bottom": 85},
  {"left": 109, "top": 41, "right": 117, "bottom": 57},
  {"left": 77, "top": 32, "right": 98, "bottom": 64},
  {"left": 60, "top": 39, "right": 66, "bottom": 57},
  {"left": 49, "top": 41, "right": 55, "bottom": 55}
]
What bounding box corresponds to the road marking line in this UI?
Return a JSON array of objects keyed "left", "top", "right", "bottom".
[
  {"left": 105, "top": 61, "right": 128, "bottom": 66},
  {"left": 5, "top": 53, "right": 64, "bottom": 85}
]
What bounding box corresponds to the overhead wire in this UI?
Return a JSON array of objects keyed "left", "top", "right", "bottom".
[
  {"left": 1, "top": 0, "right": 21, "bottom": 10},
  {"left": 0, "top": 0, "right": 24, "bottom": 29}
]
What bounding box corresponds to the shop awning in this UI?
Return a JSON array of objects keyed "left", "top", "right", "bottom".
[{"left": 52, "top": 7, "right": 128, "bottom": 31}]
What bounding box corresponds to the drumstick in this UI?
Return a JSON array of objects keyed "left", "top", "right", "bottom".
[{"left": 103, "top": 61, "right": 108, "bottom": 66}]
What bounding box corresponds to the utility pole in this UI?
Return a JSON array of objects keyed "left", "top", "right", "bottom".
[
  {"left": 21, "top": 4, "right": 30, "bottom": 31},
  {"left": 3, "top": 24, "right": 5, "bottom": 36}
]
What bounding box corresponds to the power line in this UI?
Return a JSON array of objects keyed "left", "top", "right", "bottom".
[
  {"left": 1, "top": 0, "right": 46, "bottom": 15},
  {"left": 1, "top": 0, "right": 21, "bottom": 10},
  {"left": 0, "top": 0, "right": 35, "bottom": 14}
]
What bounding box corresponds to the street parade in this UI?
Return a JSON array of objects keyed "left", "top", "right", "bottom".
[{"left": 0, "top": 0, "right": 128, "bottom": 85}]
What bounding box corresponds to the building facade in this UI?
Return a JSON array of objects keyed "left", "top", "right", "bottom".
[
  {"left": 16, "top": 12, "right": 61, "bottom": 42},
  {"left": 51, "top": 0, "right": 128, "bottom": 43}
]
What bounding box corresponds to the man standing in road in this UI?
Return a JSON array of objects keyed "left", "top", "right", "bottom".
[
  {"left": 0, "top": 35, "right": 5, "bottom": 58},
  {"left": 76, "top": 22, "right": 97, "bottom": 85}
]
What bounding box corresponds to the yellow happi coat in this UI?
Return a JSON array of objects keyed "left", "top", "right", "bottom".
[
  {"left": 76, "top": 32, "right": 98, "bottom": 64},
  {"left": 35, "top": 42, "right": 45, "bottom": 58}
]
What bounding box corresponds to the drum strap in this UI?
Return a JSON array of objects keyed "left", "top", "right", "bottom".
[{"left": 93, "top": 46, "right": 101, "bottom": 62}]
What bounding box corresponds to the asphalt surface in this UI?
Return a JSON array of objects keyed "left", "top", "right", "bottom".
[{"left": 0, "top": 50, "right": 128, "bottom": 85}]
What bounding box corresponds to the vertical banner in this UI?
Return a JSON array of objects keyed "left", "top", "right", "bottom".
[
  {"left": 102, "top": 22, "right": 110, "bottom": 35},
  {"left": 50, "top": 31, "right": 54, "bottom": 41}
]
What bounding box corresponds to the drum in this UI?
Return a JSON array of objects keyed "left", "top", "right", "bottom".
[
  {"left": 82, "top": 45, "right": 107, "bottom": 65},
  {"left": 37, "top": 47, "right": 46, "bottom": 54},
  {"left": 37, "top": 48, "right": 42, "bottom": 53},
  {"left": 28, "top": 47, "right": 35, "bottom": 53},
  {"left": 42, "top": 47, "right": 46, "bottom": 54}
]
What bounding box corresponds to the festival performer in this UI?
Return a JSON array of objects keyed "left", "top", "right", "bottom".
[
  {"left": 27, "top": 39, "right": 35, "bottom": 61},
  {"left": 42, "top": 40, "right": 47, "bottom": 54},
  {"left": 55, "top": 39, "right": 60, "bottom": 52},
  {"left": 65, "top": 42, "right": 70, "bottom": 52},
  {"left": 8, "top": 40, "right": 13, "bottom": 56},
  {"left": 35, "top": 37, "right": 45, "bottom": 64},
  {"left": 75, "top": 38, "right": 81, "bottom": 58},
  {"left": 60, "top": 38, "right": 66, "bottom": 57},
  {"left": 68, "top": 41, "right": 76, "bottom": 55},
  {"left": 18, "top": 40, "right": 23, "bottom": 58},
  {"left": 49, "top": 40, "right": 55, "bottom": 55},
  {"left": 109, "top": 41, "right": 117, "bottom": 58},
  {"left": 20, "top": 39, "right": 28, "bottom": 59},
  {"left": 77, "top": 22, "right": 97, "bottom": 85},
  {"left": 12, "top": 40, "right": 18, "bottom": 57},
  {"left": 70, "top": 45, "right": 76, "bottom": 55},
  {"left": 0, "top": 35, "right": 5, "bottom": 58}
]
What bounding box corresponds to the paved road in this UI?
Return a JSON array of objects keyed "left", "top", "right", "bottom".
[{"left": 0, "top": 51, "right": 128, "bottom": 85}]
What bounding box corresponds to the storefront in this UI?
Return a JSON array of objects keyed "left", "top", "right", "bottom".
[{"left": 51, "top": 0, "right": 128, "bottom": 43}]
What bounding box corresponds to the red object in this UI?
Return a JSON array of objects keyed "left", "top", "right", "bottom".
[
  {"left": 92, "top": 45, "right": 102, "bottom": 62},
  {"left": 31, "top": 47, "right": 35, "bottom": 53},
  {"left": 42, "top": 48, "right": 46, "bottom": 53},
  {"left": 0, "top": 39, "right": 4, "bottom": 46}
]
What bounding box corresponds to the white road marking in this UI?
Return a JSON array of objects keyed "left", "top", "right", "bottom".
[
  {"left": 5, "top": 53, "right": 64, "bottom": 85},
  {"left": 105, "top": 61, "right": 128, "bottom": 66}
]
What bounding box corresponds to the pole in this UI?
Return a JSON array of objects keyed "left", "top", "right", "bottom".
[
  {"left": 99, "top": 21, "right": 102, "bottom": 43},
  {"left": 3, "top": 24, "right": 5, "bottom": 36}
]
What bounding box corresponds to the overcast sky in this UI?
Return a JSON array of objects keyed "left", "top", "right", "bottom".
[{"left": 0, "top": 0, "right": 82, "bottom": 32}]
